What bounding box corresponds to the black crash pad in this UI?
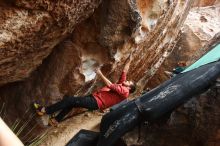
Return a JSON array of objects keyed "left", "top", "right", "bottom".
[
  {"left": 66, "top": 129, "right": 99, "bottom": 146},
  {"left": 110, "top": 99, "right": 129, "bottom": 111}
]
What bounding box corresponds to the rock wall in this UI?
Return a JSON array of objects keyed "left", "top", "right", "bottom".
[
  {"left": 147, "top": 5, "right": 220, "bottom": 88},
  {"left": 0, "top": 0, "right": 101, "bottom": 86},
  {"left": 126, "top": 4, "right": 220, "bottom": 146},
  {"left": 194, "top": 0, "right": 220, "bottom": 7}
]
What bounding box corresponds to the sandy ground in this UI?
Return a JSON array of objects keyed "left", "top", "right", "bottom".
[{"left": 40, "top": 111, "right": 104, "bottom": 146}]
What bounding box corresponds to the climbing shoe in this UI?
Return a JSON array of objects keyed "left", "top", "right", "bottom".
[
  {"left": 33, "top": 102, "right": 45, "bottom": 116},
  {"left": 48, "top": 117, "right": 59, "bottom": 127}
]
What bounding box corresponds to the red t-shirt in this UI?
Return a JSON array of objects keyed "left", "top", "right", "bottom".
[{"left": 92, "top": 71, "right": 129, "bottom": 110}]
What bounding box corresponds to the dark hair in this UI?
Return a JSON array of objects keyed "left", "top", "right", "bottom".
[{"left": 129, "top": 82, "right": 136, "bottom": 93}]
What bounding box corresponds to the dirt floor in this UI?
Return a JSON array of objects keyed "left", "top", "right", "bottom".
[{"left": 40, "top": 111, "right": 103, "bottom": 146}]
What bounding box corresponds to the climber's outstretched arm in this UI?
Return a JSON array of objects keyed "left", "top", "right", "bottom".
[
  {"left": 96, "top": 68, "right": 112, "bottom": 86},
  {"left": 123, "top": 53, "right": 133, "bottom": 72}
]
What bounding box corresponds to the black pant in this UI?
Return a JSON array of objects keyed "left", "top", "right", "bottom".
[{"left": 45, "top": 95, "right": 99, "bottom": 122}]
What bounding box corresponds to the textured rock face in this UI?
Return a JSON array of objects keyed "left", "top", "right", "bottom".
[
  {"left": 136, "top": 0, "right": 169, "bottom": 33},
  {"left": 130, "top": 5, "right": 220, "bottom": 146},
  {"left": 15, "top": 0, "right": 102, "bottom": 29},
  {"left": 1, "top": 0, "right": 219, "bottom": 146},
  {"left": 98, "top": 0, "right": 136, "bottom": 48},
  {"left": 147, "top": 5, "right": 220, "bottom": 88},
  {"left": 194, "top": 0, "right": 220, "bottom": 7},
  {"left": 0, "top": 0, "right": 101, "bottom": 86}
]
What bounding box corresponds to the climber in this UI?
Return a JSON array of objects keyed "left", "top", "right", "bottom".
[
  {"left": 34, "top": 53, "right": 136, "bottom": 126},
  {"left": 172, "top": 61, "right": 187, "bottom": 74},
  {"left": 164, "top": 61, "right": 187, "bottom": 77}
]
